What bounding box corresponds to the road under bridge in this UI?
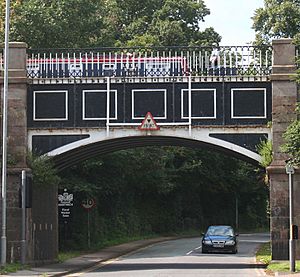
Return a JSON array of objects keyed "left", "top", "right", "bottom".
[{"left": 0, "top": 39, "right": 299, "bottom": 263}]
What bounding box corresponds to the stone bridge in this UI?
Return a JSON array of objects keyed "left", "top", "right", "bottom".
[{"left": 0, "top": 39, "right": 299, "bottom": 263}]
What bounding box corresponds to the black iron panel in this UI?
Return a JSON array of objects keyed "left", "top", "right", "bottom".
[
  {"left": 34, "top": 91, "right": 67, "bottom": 120},
  {"left": 232, "top": 89, "right": 266, "bottom": 117},
  {"left": 224, "top": 82, "right": 272, "bottom": 126},
  {"left": 174, "top": 82, "right": 224, "bottom": 125},
  {"left": 32, "top": 135, "right": 89, "bottom": 155},
  {"left": 28, "top": 84, "right": 75, "bottom": 128},
  {"left": 83, "top": 90, "right": 116, "bottom": 119},
  {"left": 209, "top": 133, "right": 268, "bottom": 153},
  {"left": 182, "top": 89, "right": 216, "bottom": 118},
  {"left": 123, "top": 83, "right": 174, "bottom": 123},
  {"left": 132, "top": 89, "right": 166, "bottom": 118},
  {"left": 27, "top": 80, "right": 272, "bottom": 128},
  {"left": 75, "top": 83, "right": 119, "bottom": 128}
]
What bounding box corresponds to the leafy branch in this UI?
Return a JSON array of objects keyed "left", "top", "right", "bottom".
[
  {"left": 257, "top": 140, "right": 273, "bottom": 168},
  {"left": 27, "top": 152, "right": 61, "bottom": 186},
  {"left": 282, "top": 103, "right": 300, "bottom": 166}
]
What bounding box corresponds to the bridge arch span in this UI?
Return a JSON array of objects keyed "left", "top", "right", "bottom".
[{"left": 43, "top": 130, "right": 263, "bottom": 171}]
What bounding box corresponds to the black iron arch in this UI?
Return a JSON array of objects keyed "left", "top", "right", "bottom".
[{"left": 52, "top": 135, "right": 260, "bottom": 171}]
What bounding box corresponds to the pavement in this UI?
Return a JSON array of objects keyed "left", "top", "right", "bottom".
[
  {"left": 2, "top": 236, "right": 300, "bottom": 277},
  {"left": 275, "top": 273, "right": 300, "bottom": 276}
]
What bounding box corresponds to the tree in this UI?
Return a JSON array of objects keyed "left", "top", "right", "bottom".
[
  {"left": 27, "top": 152, "right": 61, "bottom": 186},
  {"left": 252, "top": 0, "right": 300, "bottom": 45},
  {"left": 0, "top": 0, "right": 21, "bottom": 42},
  {"left": 257, "top": 140, "right": 273, "bottom": 168},
  {"left": 114, "top": 0, "right": 221, "bottom": 47},
  {"left": 252, "top": 1, "right": 300, "bottom": 165},
  {"left": 0, "top": 0, "right": 221, "bottom": 48},
  {"left": 282, "top": 104, "right": 300, "bottom": 165},
  {"left": 58, "top": 146, "right": 268, "bottom": 250},
  {"left": 1, "top": 0, "right": 110, "bottom": 48}
]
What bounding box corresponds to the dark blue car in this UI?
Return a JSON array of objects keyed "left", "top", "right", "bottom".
[{"left": 202, "top": 225, "right": 238, "bottom": 254}]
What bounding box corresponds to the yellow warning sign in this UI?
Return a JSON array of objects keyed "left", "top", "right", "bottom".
[{"left": 139, "top": 112, "right": 160, "bottom": 130}]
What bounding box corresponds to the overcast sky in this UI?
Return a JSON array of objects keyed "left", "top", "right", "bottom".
[{"left": 202, "top": 0, "right": 265, "bottom": 45}]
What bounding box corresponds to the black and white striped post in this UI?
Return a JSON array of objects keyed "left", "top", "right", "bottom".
[
  {"left": 20, "top": 170, "right": 26, "bottom": 265},
  {"left": 286, "top": 162, "right": 296, "bottom": 272}
]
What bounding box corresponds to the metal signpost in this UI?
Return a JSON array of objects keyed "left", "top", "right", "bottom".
[
  {"left": 235, "top": 194, "right": 239, "bottom": 231},
  {"left": 286, "top": 163, "right": 296, "bottom": 272},
  {"left": 81, "top": 199, "right": 96, "bottom": 249},
  {"left": 1, "top": 0, "right": 11, "bottom": 266},
  {"left": 20, "top": 171, "right": 26, "bottom": 265}
]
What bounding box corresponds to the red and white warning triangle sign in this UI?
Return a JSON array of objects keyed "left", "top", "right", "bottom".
[{"left": 138, "top": 112, "right": 160, "bottom": 131}]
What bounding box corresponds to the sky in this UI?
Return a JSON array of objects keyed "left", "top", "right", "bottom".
[{"left": 202, "top": 0, "right": 265, "bottom": 45}]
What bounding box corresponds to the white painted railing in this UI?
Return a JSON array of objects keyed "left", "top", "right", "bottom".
[{"left": 26, "top": 45, "right": 273, "bottom": 79}]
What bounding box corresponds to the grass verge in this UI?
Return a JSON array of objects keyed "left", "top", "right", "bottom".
[
  {"left": 256, "top": 242, "right": 271, "bottom": 265},
  {"left": 256, "top": 241, "right": 300, "bottom": 273},
  {"left": 57, "top": 251, "right": 85, "bottom": 263},
  {"left": 0, "top": 263, "right": 29, "bottom": 274},
  {"left": 268, "top": 261, "right": 300, "bottom": 273}
]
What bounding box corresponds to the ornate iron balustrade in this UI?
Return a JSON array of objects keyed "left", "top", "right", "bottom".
[{"left": 22, "top": 46, "right": 272, "bottom": 78}]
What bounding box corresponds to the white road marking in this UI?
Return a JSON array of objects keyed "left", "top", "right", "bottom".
[{"left": 186, "top": 245, "right": 202, "bottom": 255}]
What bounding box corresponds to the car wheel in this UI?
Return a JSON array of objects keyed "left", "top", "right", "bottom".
[
  {"left": 202, "top": 249, "right": 208, "bottom": 254},
  {"left": 232, "top": 249, "right": 237, "bottom": 254}
]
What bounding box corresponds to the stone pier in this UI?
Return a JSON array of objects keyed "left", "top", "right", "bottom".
[
  {"left": 1, "top": 42, "right": 58, "bottom": 264},
  {"left": 0, "top": 42, "right": 30, "bottom": 262},
  {"left": 268, "top": 39, "right": 300, "bottom": 260}
]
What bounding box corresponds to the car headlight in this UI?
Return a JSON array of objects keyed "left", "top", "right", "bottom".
[
  {"left": 225, "top": 240, "right": 236, "bottom": 246},
  {"left": 203, "top": 240, "right": 212, "bottom": 245}
]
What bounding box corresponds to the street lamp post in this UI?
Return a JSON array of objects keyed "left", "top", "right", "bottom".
[
  {"left": 235, "top": 193, "right": 239, "bottom": 231},
  {"left": 1, "top": 0, "right": 11, "bottom": 266},
  {"left": 286, "top": 162, "right": 295, "bottom": 272}
]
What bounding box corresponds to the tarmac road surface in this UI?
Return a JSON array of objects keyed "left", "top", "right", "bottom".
[{"left": 68, "top": 233, "right": 269, "bottom": 277}]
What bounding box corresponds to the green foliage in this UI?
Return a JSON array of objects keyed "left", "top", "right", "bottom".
[
  {"left": 282, "top": 103, "right": 300, "bottom": 165},
  {"left": 252, "top": 0, "right": 300, "bottom": 45},
  {"left": 1, "top": 0, "right": 221, "bottom": 48},
  {"left": 57, "top": 250, "right": 84, "bottom": 263},
  {"left": 7, "top": 0, "right": 107, "bottom": 48},
  {"left": 253, "top": 2, "right": 300, "bottom": 166},
  {"left": 257, "top": 140, "right": 273, "bottom": 168},
  {"left": 254, "top": 242, "right": 300, "bottom": 275},
  {"left": 256, "top": 242, "right": 271, "bottom": 265},
  {"left": 267, "top": 261, "right": 300, "bottom": 273},
  {"left": 112, "top": 0, "right": 215, "bottom": 46},
  {"left": 58, "top": 147, "right": 269, "bottom": 251},
  {"left": 0, "top": 263, "right": 29, "bottom": 274},
  {"left": 27, "top": 152, "right": 61, "bottom": 186}
]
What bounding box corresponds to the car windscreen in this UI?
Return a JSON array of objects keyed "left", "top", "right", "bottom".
[{"left": 206, "top": 226, "right": 234, "bottom": 236}]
